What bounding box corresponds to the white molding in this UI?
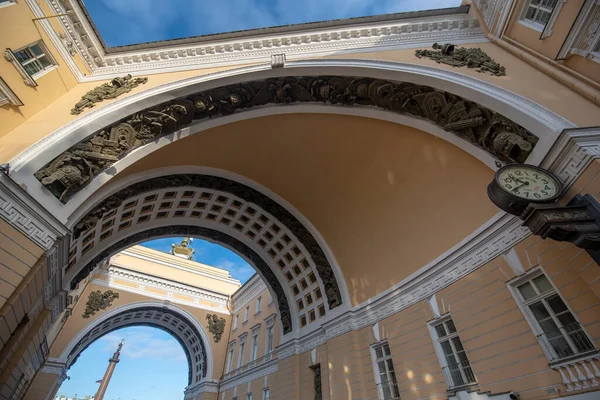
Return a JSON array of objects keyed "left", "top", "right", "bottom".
[
  {"left": 232, "top": 275, "right": 267, "bottom": 314},
  {"left": 219, "top": 358, "right": 278, "bottom": 392},
  {"left": 0, "top": 76, "right": 23, "bottom": 106},
  {"left": 93, "top": 265, "right": 230, "bottom": 312},
  {"left": 30, "top": 2, "right": 484, "bottom": 80},
  {"left": 184, "top": 380, "right": 219, "bottom": 398},
  {"left": 557, "top": 0, "right": 600, "bottom": 59},
  {"left": 3, "top": 48, "right": 37, "bottom": 87},
  {"left": 0, "top": 174, "right": 68, "bottom": 250}
]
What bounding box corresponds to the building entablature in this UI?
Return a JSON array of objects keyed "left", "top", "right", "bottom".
[{"left": 28, "top": 2, "right": 484, "bottom": 80}]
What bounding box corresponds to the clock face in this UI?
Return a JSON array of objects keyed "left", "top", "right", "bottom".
[{"left": 496, "top": 165, "right": 561, "bottom": 201}]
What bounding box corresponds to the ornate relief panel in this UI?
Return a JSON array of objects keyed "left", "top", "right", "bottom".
[{"left": 35, "top": 76, "right": 538, "bottom": 203}]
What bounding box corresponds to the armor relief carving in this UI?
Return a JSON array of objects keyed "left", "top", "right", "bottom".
[{"left": 36, "top": 76, "right": 537, "bottom": 204}]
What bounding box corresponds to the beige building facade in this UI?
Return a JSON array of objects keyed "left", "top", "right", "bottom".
[{"left": 1, "top": 0, "right": 600, "bottom": 399}]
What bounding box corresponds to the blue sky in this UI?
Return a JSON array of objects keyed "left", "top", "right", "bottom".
[
  {"left": 140, "top": 237, "right": 256, "bottom": 283},
  {"left": 57, "top": 326, "right": 188, "bottom": 400},
  {"left": 83, "top": 0, "right": 461, "bottom": 47}
]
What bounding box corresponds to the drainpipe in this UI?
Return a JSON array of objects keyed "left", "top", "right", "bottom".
[{"left": 466, "top": 0, "right": 600, "bottom": 106}]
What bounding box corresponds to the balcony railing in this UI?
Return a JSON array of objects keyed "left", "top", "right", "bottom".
[
  {"left": 376, "top": 381, "right": 400, "bottom": 400},
  {"left": 222, "top": 351, "right": 277, "bottom": 380},
  {"left": 442, "top": 360, "right": 476, "bottom": 389},
  {"left": 536, "top": 322, "right": 595, "bottom": 362}
]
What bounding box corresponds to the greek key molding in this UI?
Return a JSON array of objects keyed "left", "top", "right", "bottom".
[{"left": 0, "top": 174, "right": 69, "bottom": 250}]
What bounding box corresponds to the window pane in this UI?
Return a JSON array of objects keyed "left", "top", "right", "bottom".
[
  {"left": 546, "top": 295, "right": 568, "bottom": 314},
  {"left": 557, "top": 312, "right": 577, "bottom": 329},
  {"left": 452, "top": 337, "right": 464, "bottom": 351},
  {"left": 539, "top": 318, "right": 559, "bottom": 334},
  {"left": 14, "top": 49, "right": 33, "bottom": 63},
  {"left": 378, "top": 361, "right": 386, "bottom": 373},
  {"left": 23, "top": 61, "right": 42, "bottom": 76},
  {"left": 441, "top": 340, "right": 454, "bottom": 357},
  {"left": 29, "top": 44, "right": 43, "bottom": 56},
  {"left": 38, "top": 55, "right": 51, "bottom": 69},
  {"left": 435, "top": 324, "right": 447, "bottom": 338},
  {"left": 518, "top": 282, "right": 537, "bottom": 300},
  {"left": 530, "top": 302, "right": 551, "bottom": 322},
  {"left": 386, "top": 359, "right": 395, "bottom": 372},
  {"left": 446, "top": 320, "right": 457, "bottom": 334},
  {"left": 531, "top": 0, "right": 541, "bottom": 4},
  {"left": 456, "top": 350, "right": 469, "bottom": 363},
  {"left": 375, "top": 347, "right": 383, "bottom": 359},
  {"left": 532, "top": 275, "right": 552, "bottom": 293},
  {"left": 569, "top": 330, "right": 595, "bottom": 353},
  {"left": 383, "top": 344, "right": 391, "bottom": 356}
]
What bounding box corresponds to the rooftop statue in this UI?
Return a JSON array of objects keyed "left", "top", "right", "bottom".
[{"left": 71, "top": 74, "right": 148, "bottom": 115}]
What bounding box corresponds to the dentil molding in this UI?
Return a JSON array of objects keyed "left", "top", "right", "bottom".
[{"left": 33, "top": 1, "right": 484, "bottom": 80}]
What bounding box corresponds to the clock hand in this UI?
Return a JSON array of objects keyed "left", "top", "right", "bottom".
[
  {"left": 513, "top": 182, "right": 527, "bottom": 193},
  {"left": 509, "top": 174, "right": 527, "bottom": 185}
]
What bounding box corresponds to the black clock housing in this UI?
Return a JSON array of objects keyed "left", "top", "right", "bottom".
[{"left": 487, "top": 164, "right": 563, "bottom": 216}]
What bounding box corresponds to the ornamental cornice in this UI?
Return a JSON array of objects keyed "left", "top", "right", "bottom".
[
  {"left": 251, "top": 323, "right": 262, "bottom": 335},
  {"left": 238, "top": 332, "right": 248, "bottom": 342},
  {"left": 232, "top": 274, "right": 267, "bottom": 314},
  {"left": 105, "top": 266, "right": 230, "bottom": 304},
  {"left": 228, "top": 340, "right": 237, "bottom": 350},
  {"left": 32, "top": 1, "right": 483, "bottom": 79}
]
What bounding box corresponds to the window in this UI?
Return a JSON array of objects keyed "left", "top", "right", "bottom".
[
  {"left": 262, "top": 388, "right": 270, "bottom": 400},
  {"left": 12, "top": 42, "right": 55, "bottom": 78},
  {"left": 430, "top": 317, "right": 476, "bottom": 389},
  {"left": 226, "top": 347, "right": 234, "bottom": 372},
  {"left": 238, "top": 341, "right": 246, "bottom": 368},
  {"left": 246, "top": 394, "right": 252, "bottom": 400},
  {"left": 244, "top": 306, "right": 249, "bottom": 322},
  {"left": 511, "top": 270, "right": 595, "bottom": 361},
  {"left": 521, "top": 0, "right": 558, "bottom": 28},
  {"left": 266, "top": 326, "right": 274, "bottom": 354},
  {"left": 0, "top": 0, "right": 17, "bottom": 9},
  {"left": 251, "top": 333, "right": 259, "bottom": 361},
  {"left": 557, "top": 1, "right": 600, "bottom": 63},
  {"left": 233, "top": 314, "right": 238, "bottom": 330},
  {"left": 0, "top": 77, "right": 22, "bottom": 107},
  {"left": 371, "top": 342, "right": 399, "bottom": 400},
  {"left": 255, "top": 296, "right": 262, "bottom": 314}
]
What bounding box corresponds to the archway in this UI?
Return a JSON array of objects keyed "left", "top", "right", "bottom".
[{"left": 57, "top": 301, "right": 214, "bottom": 387}]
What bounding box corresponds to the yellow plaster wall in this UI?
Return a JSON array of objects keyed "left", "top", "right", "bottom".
[
  {"left": 0, "top": 0, "right": 80, "bottom": 135},
  {"left": 0, "top": 64, "right": 250, "bottom": 162},
  {"left": 115, "top": 113, "right": 498, "bottom": 305}
]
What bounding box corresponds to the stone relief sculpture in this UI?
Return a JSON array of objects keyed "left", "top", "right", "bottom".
[
  {"left": 38, "top": 76, "right": 536, "bottom": 203},
  {"left": 415, "top": 43, "right": 506, "bottom": 76},
  {"left": 206, "top": 314, "right": 226, "bottom": 342},
  {"left": 82, "top": 290, "right": 119, "bottom": 318},
  {"left": 71, "top": 74, "right": 148, "bottom": 115}
]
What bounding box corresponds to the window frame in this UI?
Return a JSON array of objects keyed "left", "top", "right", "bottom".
[
  {"left": 507, "top": 267, "right": 597, "bottom": 363},
  {"left": 428, "top": 314, "right": 477, "bottom": 390},
  {"left": 0, "top": 76, "right": 23, "bottom": 107},
  {"left": 12, "top": 41, "right": 57, "bottom": 79},
  {"left": 0, "top": 0, "right": 17, "bottom": 9},
  {"left": 557, "top": 0, "right": 600, "bottom": 63},
  {"left": 519, "top": 0, "right": 559, "bottom": 32},
  {"left": 237, "top": 338, "right": 246, "bottom": 368},
  {"left": 262, "top": 388, "right": 270, "bottom": 400},
  {"left": 251, "top": 332, "right": 259, "bottom": 361},
  {"left": 244, "top": 306, "right": 249, "bottom": 323},
  {"left": 233, "top": 314, "right": 238, "bottom": 330},
  {"left": 255, "top": 296, "right": 262, "bottom": 315},
  {"left": 370, "top": 340, "right": 400, "bottom": 400}
]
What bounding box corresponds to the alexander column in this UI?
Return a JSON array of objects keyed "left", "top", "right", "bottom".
[{"left": 95, "top": 339, "right": 124, "bottom": 400}]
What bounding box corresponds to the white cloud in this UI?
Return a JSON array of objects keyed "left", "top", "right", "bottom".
[
  {"left": 100, "top": 328, "right": 187, "bottom": 363},
  {"left": 216, "top": 258, "right": 255, "bottom": 283}
]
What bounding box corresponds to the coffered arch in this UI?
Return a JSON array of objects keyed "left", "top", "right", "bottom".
[
  {"left": 64, "top": 173, "right": 351, "bottom": 338},
  {"left": 57, "top": 301, "right": 213, "bottom": 386}
]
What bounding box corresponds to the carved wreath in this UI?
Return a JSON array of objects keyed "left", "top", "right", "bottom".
[
  {"left": 206, "top": 314, "right": 226, "bottom": 343},
  {"left": 82, "top": 290, "right": 119, "bottom": 319}
]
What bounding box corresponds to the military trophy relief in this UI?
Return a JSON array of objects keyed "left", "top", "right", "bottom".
[
  {"left": 36, "top": 75, "right": 538, "bottom": 203},
  {"left": 206, "top": 314, "right": 226, "bottom": 343},
  {"left": 415, "top": 43, "right": 506, "bottom": 76},
  {"left": 488, "top": 164, "right": 600, "bottom": 251},
  {"left": 82, "top": 290, "right": 120, "bottom": 318}
]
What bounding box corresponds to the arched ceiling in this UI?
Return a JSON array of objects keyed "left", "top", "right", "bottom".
[
  {"left": 76, "top": 113, "right": 499, "bottom": 308},
  {"left": 65, "top": 306, "right": 207, "bottom": 385}
]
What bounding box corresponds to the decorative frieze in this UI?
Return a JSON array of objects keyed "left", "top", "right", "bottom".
[{"left": 35, "top": 76, "right": 538, "bottom": 203}]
